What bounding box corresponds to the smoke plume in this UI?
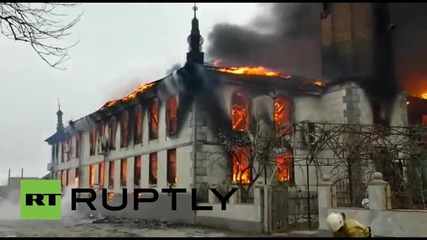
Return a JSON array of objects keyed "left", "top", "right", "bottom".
[
  {"left": 103, "top": 70, "right": 149, "bottom": 102},
  {"left": 207, "top": 3, "right": 322, "bottom": 78},
  {"left": 166, "top": 63, "right": 182, "bottom": 75}
]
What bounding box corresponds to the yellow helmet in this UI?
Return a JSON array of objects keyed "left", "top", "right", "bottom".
[{"left": 326, "top": 212, "right": 344, "bottom": 232}]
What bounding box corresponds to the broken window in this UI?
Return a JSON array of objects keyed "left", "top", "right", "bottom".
[
  {"left": 120, "top": 159, "right": 127, "bottom": 187},
  {"left": 422, "top": 115, "right": 427, "bottom": 126},
  {"left": 108, "top": 161, "right": 115, "bottom": 188},
  {"left": 134, "top": 156, "right": 141, "bottom": 187},
  {"left": 61, "top": 142, "right": 65, "bottom": 162},
  {"left": 120, "top": 111, "right": 130, "bottom": 148},
  {"left": 149, "top": 99, "right": 159, "bottom": 140},
  {"left": 75, "top": 134, "right": 81, "bottom": 158},
  {"left": 66, "top": 169, "right": 69, "bottom": 186},
  {"left": 99, "top": 163, "right": 105, "bottom": 187},
  {"left": 274, "top": 97, "right": 292, "bottom": 135},
  {"left": 232, "top": 147, "right": 251, "bottom": 184},
  {"left": 109, "top": 117, "right": 117, "bottom": 150},
  {"left": 89, "top": 130, "right": 96, "bottom": 156},
  {"left": 89, "top": 165, "right": 95, "bottom": 187},
  {"left": 134, "top": 106, "right": 143, "bottom": 144},
  {"left": 276, "top": 148, "right": 294, "bottom": 182},
  {"left": 97, "top": 122, "right": 105, "bottom": 154},
  {"left": 166, "top": 96, "right": 178, "bottom": 136},
  {"left": 149, "top": 152, "right": 158, "bottom": 185},
  {"left": 231, "top": 91, "right": 250, "bottom": 132},
  {"left": 167, "top": 149, "right": 177, "bottom": 185}
]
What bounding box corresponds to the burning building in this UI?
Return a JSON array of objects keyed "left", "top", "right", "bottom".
[{"left": 44, "top": 4, "right": 409, "bottom": 233}]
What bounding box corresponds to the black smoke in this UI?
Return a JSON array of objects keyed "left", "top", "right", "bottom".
[
  {"left": 207, "top": 3, "right": 322, "bottom": 79},
  {"left": 166, "top": 63, "right": 182, "bottom": 75}
]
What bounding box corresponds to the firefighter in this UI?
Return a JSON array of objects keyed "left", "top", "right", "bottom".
[{"left": 326, "top": 212, "right": 372, "bottom": 237}]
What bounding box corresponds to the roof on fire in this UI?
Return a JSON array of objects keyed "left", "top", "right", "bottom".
[{"left": 44, "top": 64, "right": 325, "bottom": 145}]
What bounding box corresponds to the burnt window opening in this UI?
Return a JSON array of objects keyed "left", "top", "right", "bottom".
[
  {"left": 166, "top": 96, "right": 178, "bottom": 136},
  {"left": 321, "top": 3, "right": 330, "bottom": 19},
  {"left": 98, "top": 122, "right": 105, "bottom": 141},
  {"left": 120, "top": 111, "right": 130, "bottom": 148},
  {"left": 75, "top": 134, "right": 81, "bottom": 158},
  {"left": 61, "top": 142, "right": 65, "bottom": 162},
  {"left": 149, "top": 152, "right": 158, "bottom": 185},
  {"left": 55, "top": 144, "right": 59, "bottom": 163},
  {"left": 75, "top": 168, "right": 80, "bottom": 179},
  {"left": 89, "top": 130, "right": 96, "bottom": 156},
  {"left": 60, "top": 170, "right": 63, "bottom": 187},
  {"left": 134, "top": 156, "right": 142, "bottom": 187},
  {"left": 98, "top": 163, "right": 105, "bottom": 187},
  {"left": 89, "top": 164, "right": 95, "bottom": 187},
  {"left": 274, "top": 97, "right": 292, "bottom": 135},
  {"left": 109, "top": 117, "right": 117, "bottom": 150},
  {"left": 167, "top": 149, "right": 177, "bottom": 185},
  {"left": 108, "top": 161, "right": 115, "bottom": 189},
  {"left": 231, "top": 91, "right": 251, "bottom": 132},
  {"left": 65, "top": 169, "right": 70, "bottom": 186},
  {"left": 66, "top": 140, "right": 71, "bottom": 162},
  {"left": 51, "top": 145, "right": 55, "bottom": 162},
  {"left": 422, "top": 115, "right": 427, "bottom": 126},
  {"left": 232, "top": 147, "right": 251, "bottom": 184},
  {"left": 149, "top": 99, "right": 159, "bottom": 140},
  {"left": 120, "top": 159, "right": 127, "bottom": 187},
  {"left": 134, "top": 106, "right": 143, "bottom": 144},
  {"left": 276, "top": 148, "right": 295, "bottom": 183}
]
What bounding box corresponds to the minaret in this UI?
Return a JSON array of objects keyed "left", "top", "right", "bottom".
[
  {"left": 56, "top": 99, "right": 64, "bottom": 132},
  {"left": 186, "top": 3, "right": 204, "bottom": 64}
]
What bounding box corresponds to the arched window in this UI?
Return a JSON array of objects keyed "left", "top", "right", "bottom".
[
  {"left": 134, "top": 106, "right": 143, "bottom": 144},
  {"left": 149, "top": 99, "right": 159, "bottom": 140},
  {"left": 276, "top": 148, "right": 294, "bottom": 182},
  {"left": 231, "top": 147, "right": 251, "bottom": 184},
  {"left": 120, "top": 111, "right": 130, "bottom": 148},
  {"left": 231, "top": 91, "right": 250, "bottom": 132},
  {"left": 274, "top": 97, "right": 292, "bottom": 135},
  {"left": 108, "top": 117, "right": 117, "bottom": 150},
  {"left": 166, "top": 96, "right": 178, "bottom": 136},
  {"left": 89, "top": 130, "right": 96, "bottom": 156}
]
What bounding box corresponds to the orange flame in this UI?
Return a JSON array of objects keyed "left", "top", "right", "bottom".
[
  {"left": 313, "top": 80, "right": 325, "bottom": 86},
  {"left": 421, "top": 93, "right": 427, "bottom": 100},
  {"left": 232, "top": 147, "right": 251, "bottom": 184},
  {"left": 217, "top": 66, "right": 291, "bottom": 79},
  {"left": 101, "top": 82, "right": 155, "bottom": 110}
]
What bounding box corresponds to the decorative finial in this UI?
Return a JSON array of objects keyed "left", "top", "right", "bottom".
[
  {"left": 57, "top": 98, "right": 61, "bottom": 111},
  {"left": 193, "top": 3, "right": 198, "bottom": 18}
]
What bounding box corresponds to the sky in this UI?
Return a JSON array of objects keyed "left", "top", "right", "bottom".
[{"left": 0, "top": 3, "right": 260, "bottom": 183}]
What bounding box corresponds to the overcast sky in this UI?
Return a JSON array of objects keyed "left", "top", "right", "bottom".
[{"left": 0, "top": 3, "right": 260, "bottom": 183}]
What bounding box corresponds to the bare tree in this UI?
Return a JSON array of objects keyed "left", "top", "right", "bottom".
[
  {"left": 0, "top": 3, "right": 82, "bottom": 69},
  {"left": 210, "top": 117, "right": 292, "bottom": 202}
]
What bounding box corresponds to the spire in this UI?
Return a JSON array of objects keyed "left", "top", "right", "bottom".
[
  {"left": 186, "top": 3, "right": 204, "bottom": 64},
  {"left": 56, "top": 99, "right": 64, "bottom": 132}
]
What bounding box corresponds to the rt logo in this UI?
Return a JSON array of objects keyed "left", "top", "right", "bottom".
[{"left": 20, "top": 180, "right": 62, "bottom": 220}]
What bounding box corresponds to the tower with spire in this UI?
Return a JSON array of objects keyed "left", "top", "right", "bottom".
[
  {"left": 186, "top": 3, "right": 204, "bottom": 64},
  {"left": 56, "top": 99, "right": 64, "bottom": 132}
]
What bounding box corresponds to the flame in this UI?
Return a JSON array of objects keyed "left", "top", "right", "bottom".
[
  {"left": 232, "top": 104, "right": 249, "bottom": 131},
  {"left": 74, "top": 177, "right": 79, "bottom": 188},
  {"left": 421, "top": 93, "right": 427, "bottom": 100},
  {"left": 217, "top": 66, "right": 291, "bottom": 78},
  {"left": 232, "top": 147, "right": 251, "bottom": 184},
  {"left": 313, "top": 80, "right": 325, "bottom": 86},
  {"left": 108, "top": 192, "right": 114, "bottom": 202},
  {"left": 274, "top": 98, "right": 291, "bottom": 135},
  {"left": 407, "top": 101, "right": 410, "bottom": 105},
  {"left": 277, "top": 150, "right": 293, "bottom": 182},
  {"left": 100, "top": 82, "right": 155, "bottom": 110}
]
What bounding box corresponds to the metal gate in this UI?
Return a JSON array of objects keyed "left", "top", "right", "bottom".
[{"left": 269, "top": 184, "right": 289, "bottom": 233}]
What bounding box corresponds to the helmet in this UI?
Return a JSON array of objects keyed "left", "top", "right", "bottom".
[{"left": 326, "top": 212, "right": 344, "bottom": 232}]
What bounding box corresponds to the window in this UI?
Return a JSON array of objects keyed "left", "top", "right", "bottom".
[
  {"left": 231, "top": 147, "right": 251, "bottom": 184},
  {"left": 99, "top": 163, "right": 105, "bottom": 187},
  {"left": 149, "top": 153, "right": 158, "bottom": 185},
  {"left": 109, "top": 117, "right": 117, "bottom": 150},
  {"left": 55, "top": 144, "right": 59, "bottom": 163},
  {"left": 75, "top": 134, "right": 81, "bottom": 158},
  {"left": 167, "top": 149, "right": 177, "bottom": 185},
  {"left": 66, "top": 140, "right": 71, "bottom": 162},
  {"left": 97, "top": 122, "right": 105, "bottom": 154},
  {"left": 51, "top": 145, "right": 55, "bottom": 162},
  {"left": 120, "top": 159, "right": 127, "bottom": 187},
  {"left": 89, "top": 165, "right": 95, "bottom": 187},
  {"left": 134, "top": 156, "right": 142, "bottom": 186},
  {"left": 422, "top": 115, "right": 427, "bottom": 126},
  {"left": 108, "top": 161, "right": 115, "bottom": 188},
  {"left": 75, "top": 168, "right": 80, "bottom": 187},
  {"left": 149, "top": 99, "right": 159, "bottom": 140},
  {"left": 60, "top": 170, "right": 63, "bottom": 186},
  {"left": 276, "top": 148, "right": 294, "bottom": 182},
  {"left": 166, "top": 96, "right": 178, "bottom": 136},
  {"left": 65, "top": 169, "right": 70, "bottom": 186},
  {"left": 120, "top": 112, "right": 130, "bottom": 148},
  {"left": 134, "top": 106, "right": 143, "bottom": 144},
  {"left": 231, "top": 91, "right": 250, "bottom": 132},
  {"left": 89, "top": 130, "right": 96, "bottom": 156},
  {"left": 274, "top": 97, "right": 292, "bottom": 135},
  {"left": 61, "top": 142, "right": 65, "bottom": 162}
]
